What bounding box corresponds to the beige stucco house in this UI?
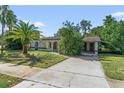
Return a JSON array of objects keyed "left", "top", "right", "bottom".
[
  {"left": 30, "top": 36, "right": 60, "bottom": 51},
  {"left": 30, "top": 36, "right": 101, "bottom": 55}
]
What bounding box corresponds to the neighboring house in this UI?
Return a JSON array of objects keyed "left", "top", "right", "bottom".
[{"left": 31, "top": 36, "right": 101, "bottom": 55}]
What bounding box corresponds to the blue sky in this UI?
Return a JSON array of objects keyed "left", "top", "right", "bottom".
[{"left": 3, "top": 6, "right": 124, "bottom": 36}]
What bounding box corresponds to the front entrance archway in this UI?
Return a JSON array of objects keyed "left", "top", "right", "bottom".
[
  {"left": 35, "top": 42, "right": 38, "bottom": 50},
  {"left": 53, "top": 42, "right": 58, "bottom": 51}
]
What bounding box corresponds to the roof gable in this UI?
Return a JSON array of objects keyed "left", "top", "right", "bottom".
[
  {"left": 42, "top": 36, "right": 60, "bottom": 40},
  {"left": 83, "top": 36, "right": 101, "bottom": 42}
]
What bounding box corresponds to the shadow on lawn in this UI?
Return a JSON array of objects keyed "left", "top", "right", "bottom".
[
  {"left": 15, "top": 54, "right": 43, "bottom": 67},
  {"left": 0, "top": 51, "right": 66, "bottom": 68},
  {"left": 0, "top": 53, "right": 42, "bottom": 67}
]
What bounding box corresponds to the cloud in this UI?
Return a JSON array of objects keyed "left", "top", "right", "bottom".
[
  {"left": 23, "top": 20, "right": 29, "bottom": 23},
  {"left": 33, "top": 22, "right": 45, "bottom": 27},
  {"left": 112, "top": 12, "right": 124, "bottom": 17},
  {"left": 18, "top": 18, "right": 45, "bottom": 27},
  {"left": 17, "top": 16, "right": 22, "bottom": 19}
]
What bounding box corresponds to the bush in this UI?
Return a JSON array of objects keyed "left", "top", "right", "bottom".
[
  {"left": 58, "top": 27, "right": 83, "bottom": 56},
  {"left": 5, "top": 39, "right": 22, "bottom": 50}
]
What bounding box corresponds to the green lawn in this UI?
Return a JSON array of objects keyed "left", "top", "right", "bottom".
[
  {"left": 0, "top": 50, "right": 66, "bottom": 68},
  {"left": 100, "top": 54, "right": 124, "bottom": 80},
  {"left": 0, "top": 73, "right": 22, "bottom": 88}
]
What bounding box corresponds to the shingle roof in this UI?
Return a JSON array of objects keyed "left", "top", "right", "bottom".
[
  {"left": 42, "top": 36, "right": 101, "bottom": 42},
  {"left": 83, "top": 36, "right": 101, "bottom": 42},
  {"left": 42, "top": 36, "right": 60, "bottom": 40}
]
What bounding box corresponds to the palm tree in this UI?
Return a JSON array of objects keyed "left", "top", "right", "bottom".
[
  {"left": 6, "top": 10, "right": 17, "bottom": 30},
  {"left": 62, "top": 20, "right": 81, "bottom": 32},
  {"left": 0, "top": 5, "right": 17, "bottom": 54},
  {"left": 0, "top": 5, "right": 9, "bottom": 54},
  {"left": 63, "top": 20, "right": 74, "bottom": 28},
  {"left": 80, "top": 19, "right": 92, "bottom": 36},
  {"left": 103, "top": 15, "right": 116, "bottom": 27},
  {"left": 5, "top": 21, "right": 40, "bottom": 54}
]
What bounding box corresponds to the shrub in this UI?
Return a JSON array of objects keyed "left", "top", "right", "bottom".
[{"left": 58, "top": 27, "right": 83, "bottom": 56}]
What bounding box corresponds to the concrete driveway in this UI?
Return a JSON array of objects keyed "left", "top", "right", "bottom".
[{"left": 13, "top": 56, "right": 109, "bottom": 88}]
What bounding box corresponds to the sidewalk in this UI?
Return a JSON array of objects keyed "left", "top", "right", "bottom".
[{"left": 0, "top": 62, "right": 42, "bottom": 79}]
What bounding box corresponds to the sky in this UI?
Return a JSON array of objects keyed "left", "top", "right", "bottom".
[{"left": 1, "top": 5, "right": 124, "bottom": 36}]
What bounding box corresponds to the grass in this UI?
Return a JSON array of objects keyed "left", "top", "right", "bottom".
[
  {"left": 0, "top": 50, "right": 66, "bottom": 68},
  {"left": 100, "top": 54, "right": 124, "bottom": 80},
  {"left": 0, "top": 73, "right": 22, "bottom": 88}
]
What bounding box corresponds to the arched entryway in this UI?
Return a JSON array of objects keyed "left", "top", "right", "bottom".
[
  {"left": 35, "top": 42, "right": 38, "bottom": 50},
  {"left": 53, "top": 42, "right": 58, "bottom": 51}
]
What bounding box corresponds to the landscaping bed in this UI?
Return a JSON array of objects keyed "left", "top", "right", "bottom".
[
  {"left": 0, "top": 73, "right": 22, "bottom": 88},
  {"left": 0, "top": 50, "right": 66, "bottom": 68},
  {"left": 100, "top": 54, "right": 124, "bottom": 80}
]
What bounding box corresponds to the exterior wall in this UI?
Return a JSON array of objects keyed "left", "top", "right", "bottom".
[
  {"left": 86, "top": 42, "right": 90, "bottom": 51},
  {"left": 30, "top": 39, "right": 59, "bottom": 52},
  {"left": 44, "top": 40, "right": 59, "bottom": 51},
  {"left": 94, "top": 42, "right": 98, "bottom": 55},
  {"left": 30, "top": 40, "right": 44, "bottom": 48},
  {"left": 30, "top": 41, "right": 36, "bottom": 48}
]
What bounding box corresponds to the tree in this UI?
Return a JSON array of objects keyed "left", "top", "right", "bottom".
[
  {"left": 63, "top": 20, "right": 81, "bottom": 32},
  {"left": 58, "top": 21, "right": 83, "bottom": 56},
  {"left": 0, "top": 5, "right": 9, "bottom": 54},
  {"left": 115, "top": 20, "right": 124, "bottom": 54},
  {"left": 62, "top": 20, "right": 74, "bottom": 28},
  {"left": 5, "top": 39, "right": 22, "bottom": 50},
  {"left": 0, "top": 5, "right": 17, "bottom": 54},
  {"left": 6, "top": 10, "right": 17, "bottom": 30},
  {"left": 80, "top": 19, "right": 92, "bottom": 35},
  {"left": 103, "top": 15, "right": 116, "bottom": 28},
  {"left": 88, "top": 26, "right": 104, "bottom": 37},
  {"left": 102, "top": 15, "right": 118, "bottom": 51},
  {"left": 88, "top": 15, "right": 124, "bottom": 54},
  {"left": 5, "top": 21, "right": 40, "bottom": 54},
  {"left": 5, "top": 10, "right": 18, "bottom": 50}
]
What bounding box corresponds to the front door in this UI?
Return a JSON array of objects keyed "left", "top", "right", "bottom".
[{"left": 53, "top": 42, "right": 58, "bottom": 51}]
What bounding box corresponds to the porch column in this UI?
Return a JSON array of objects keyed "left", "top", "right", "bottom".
[
  {"left": 95, "top": 42, "right": 98, "bottom": 55},
  {"left": 86, "top": 42, "right": 90, "bottom": 51},
  {"left": 57, "top": 41, "right": 59, "bottom": 53},
  {"left": 51, "top": 41, "right": 54, "bottom": 51},
  {"left": 46, "top": 41, "right": 49, "bottom": 49}
]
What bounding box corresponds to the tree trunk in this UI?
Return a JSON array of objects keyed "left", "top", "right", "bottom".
[
  {"left": 22, "top": 44, "right": 28, "bottom": 54},
  {"left": 1, "top": 24, "right": 5, "bottom": 54}
]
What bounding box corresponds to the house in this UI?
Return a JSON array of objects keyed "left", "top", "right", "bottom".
[
  {"left": 30, "top": 36, "right": 101, "bottom": 55},
  {"left": 30, "top": 36, "right": 60, "bottom": 51}
]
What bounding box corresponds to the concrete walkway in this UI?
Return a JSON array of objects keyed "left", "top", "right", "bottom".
[
  {"left": 0, "top": 63, "right": 42, "bottom": 79},
  {"left": 13, "top": 56, "right": 109, "bottom": 88}
]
